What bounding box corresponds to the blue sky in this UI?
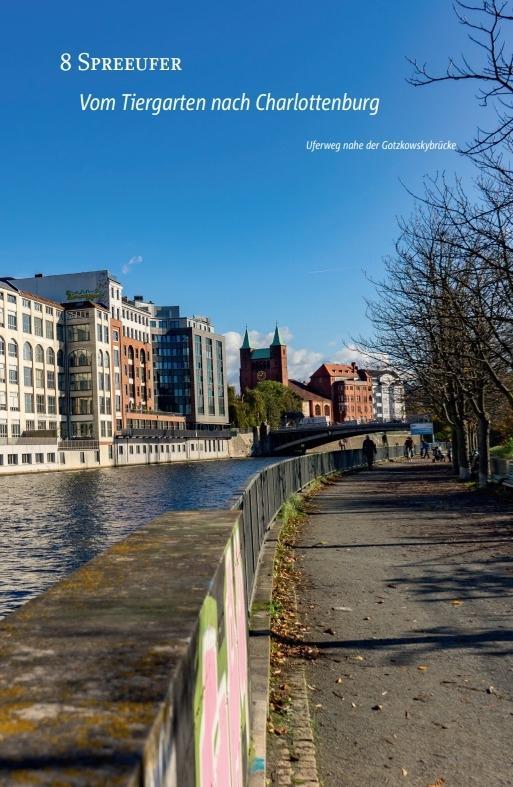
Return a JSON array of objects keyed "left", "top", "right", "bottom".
[{"left": 0, "top": 1, "right": 486, "bottom": 381}]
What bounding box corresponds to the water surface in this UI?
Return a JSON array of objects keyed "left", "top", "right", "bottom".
[{"left": 0, "top": 458, "right": 277, "bottom": 618}]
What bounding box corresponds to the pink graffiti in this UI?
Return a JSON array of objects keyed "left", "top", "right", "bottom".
[{"left": 198, "top": 530, "right": 249, "bottom": 786}]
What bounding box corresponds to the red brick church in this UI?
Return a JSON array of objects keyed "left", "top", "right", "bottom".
[{"left": 239, "top": 326, "right": 288, "bottom": 392}]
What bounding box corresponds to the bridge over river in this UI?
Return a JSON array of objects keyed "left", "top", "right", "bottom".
[{"left": 268, "top": 419, "right": 411, "bottom": 454}]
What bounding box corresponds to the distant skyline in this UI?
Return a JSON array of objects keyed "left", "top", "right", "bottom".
[{"left": 1, "top": 1, "right": 489, "bottom": 383}]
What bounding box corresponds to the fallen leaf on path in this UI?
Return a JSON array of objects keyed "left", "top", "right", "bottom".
[
  {"left": 352, "top": 655, "right": 365, "bottom": 661},
  {"left": 332, "top": 606, "right": 353, "bottom": 611},
  {"left": 324, "top": 627, "right": 336, "bottom": 635},
  {"left": 372, "top": 704, "right": 384, "bottom": 711},
  {"left": 402, "top": 767, "right": 408, "bottom": 776},
  {"left": 487, "top": 686, "right": 496, "bottom": 694},
  {"left": 336, "top": 677, "right": 344, "bottom": 684},
  {"left": 351, "top": 702, "right": 357, "bottom": 708},
  {"left": 417, "top": 665, "right": 428, "bottom": 671},
  {"left": 450, "top": 599, "right": 463, "bottom": 606},
  {"left": 315, "top": 703, "right": 323, "bottom": 709},
  {"left": 426, "top": 779, "right": 445, "bottom": 787}
]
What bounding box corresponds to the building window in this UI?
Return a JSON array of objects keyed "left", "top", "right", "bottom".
[
  {"left": 80, "top": 452, "right": 85, "bottom": 464},
  {"left": 7, "top": 454, "right": 18, "bottom": 465},
  {"left": 7, "top": 313, "right": 17, "bottom": 330},
  {"left": 47, "top": 453, "right": 56, "bottom": 463},
  {"left": 22, "top": 314, "right": 32, "bottom": 333},
  {"left": 22, "top": 453, "right": 32, "bottom": 464},
  {"left": 35, "top": 453, "right": 44, "bottom": 464},
  {"left": 34, "top": 317, "right": 43, "bottom": 336}
]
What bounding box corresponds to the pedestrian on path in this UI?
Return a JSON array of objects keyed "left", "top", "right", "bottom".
[
  {"left": 404, "top": 435, "right": 414, "bottom": 462},
  {"left": 420, "top": 438, "right": 430, "bottom": 458},
  {"left": 362, "top": 435, "right": 377, "bottom": 469}
]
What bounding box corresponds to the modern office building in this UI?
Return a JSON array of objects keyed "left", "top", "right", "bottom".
[{"left": 136, "top": 299, "right": 228, "bottom": 428}]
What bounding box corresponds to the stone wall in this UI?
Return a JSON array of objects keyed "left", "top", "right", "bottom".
[{"left": 0, "top": 509, "right": 249, "bottom": 786}]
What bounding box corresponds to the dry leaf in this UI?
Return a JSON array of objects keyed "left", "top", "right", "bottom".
[
  {"left": 402, "top": 767, "right": 408, "bottom": 777},
  {"left": 487, "top": 686, "right": 496, "bottom": 695},
  {"left": 353, "top": 655, "right": 365, "bottom": 661},
  {"left": 336, "top": 677, "right": 344, "bottom": 684},
  {"left": 372, "top": 704, "right": 383, "bottom": 711},
  {"left": 426, "top": 779, "right": 445, "bottom": 787},
  {"left": 417, "top": 665, "right": 428, "bottom": 671},
  {"left": 450, "top": 599, "right": 463, "bottom": 606},
  {"left": 324, "top": 627, "right": 336, "bottom": 635}
]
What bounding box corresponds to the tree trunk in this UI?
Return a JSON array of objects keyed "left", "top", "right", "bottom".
[
  {"left": 476, "top": 389, "right": 490, "bottom": 488},
  {"left": 455, "top": 421, "right": 471, "bottom": 480},
  {"left": 451, "top": 429, "right": 459, "bottom": 474}
]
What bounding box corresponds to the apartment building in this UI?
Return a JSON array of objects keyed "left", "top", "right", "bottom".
[
  {"left": 307, "top": 362, "right": 373, "bottom": 423},
  {"left": 0, "top": 280, "right": 62, "bottom": 439},
  {"left": 368, "top": 369, "right": 406, "bottom": 422},
  {"left": 60, "top": 301, "right": 114, "bottom": 441}
]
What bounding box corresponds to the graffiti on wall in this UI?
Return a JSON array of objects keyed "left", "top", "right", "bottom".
[{"left": 193, "top": 525, "right": 249, "bottom": 786}]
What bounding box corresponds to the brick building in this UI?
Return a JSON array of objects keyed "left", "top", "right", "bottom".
[
  {"left": 307, "top": 362, "right": 373, "bottom": 423},
  {"left": 288, "top": 380, "right": 332, "bottom": 421},
  {"left": 239, "top": 326, "right": 288, "bottom": 392}
]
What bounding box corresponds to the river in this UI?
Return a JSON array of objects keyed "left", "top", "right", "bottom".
[{"left": 0, "top": 457, "right": 278, "bottom": 619}]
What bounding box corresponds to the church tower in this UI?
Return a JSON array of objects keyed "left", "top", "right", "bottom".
[
  {"left": 239, "top": 327, "right": 253, "bottom": 393},
  {"left": 269, "top": 324, "right": 288, "bottom": 386},
  {"left": 239, "top": 325, "right": 288, "bottom": 391}
]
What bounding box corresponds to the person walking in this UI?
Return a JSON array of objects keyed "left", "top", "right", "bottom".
[
  {"left": 362, "top": 435, "right": 377, "bottom": 470},
  {"left": 404, "top": 436, "right": 414, "bottom": 463},
  {"left": 420, "top": 439, "right": 429, "bottom": 459},
  {"left": 382, "top": 433, "right": 389, "bottom": 460}
]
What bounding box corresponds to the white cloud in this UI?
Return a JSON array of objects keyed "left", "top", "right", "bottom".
[
  {"left": 332, "top": 344, "right": 391, "bottom": 369},
  {"left": 121, "top": 255, "right": 143, "bottom": 275}
]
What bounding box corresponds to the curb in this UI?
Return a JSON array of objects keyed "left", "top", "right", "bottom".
[{"left": 248, "top": 517, "right": 282, "bottom": 786}]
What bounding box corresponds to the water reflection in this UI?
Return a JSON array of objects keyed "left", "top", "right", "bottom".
[{"left": 0, "top": 458, "right": 276, "bottom": 619}]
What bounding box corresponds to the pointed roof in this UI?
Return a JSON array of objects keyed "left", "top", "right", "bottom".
[
  {"left": 241, "top": 327, "right": 251, "bottom": 349},
  {"left": 271, "top": 324, "right": 283, "bottom": 347}
]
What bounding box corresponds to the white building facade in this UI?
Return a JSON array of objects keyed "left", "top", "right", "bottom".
[{"left": 369, "top": 370, "right": 406, "bottom": 422}]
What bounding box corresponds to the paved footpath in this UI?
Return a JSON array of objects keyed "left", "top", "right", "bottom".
[{"left": 294, "top": 461, "right": 513, "bottom": 786}]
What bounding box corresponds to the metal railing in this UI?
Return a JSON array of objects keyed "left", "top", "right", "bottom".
[
  {"left": 232, "top": 445, "right": 399, "bottom": 605},
  {"left": 58, "top": 440, "right": 100, "bottom": 451}
]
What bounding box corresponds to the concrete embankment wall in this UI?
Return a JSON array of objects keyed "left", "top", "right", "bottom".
[
  {"left": 0, "top": 509, "right": 249, "bottom": 786},
  {"left": 0, "top": 448, "right": 389, "bottom": 784}
]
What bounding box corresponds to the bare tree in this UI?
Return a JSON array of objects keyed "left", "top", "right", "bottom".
[{"left": 408, "top": 0, "right": 513, "bottom": 157}]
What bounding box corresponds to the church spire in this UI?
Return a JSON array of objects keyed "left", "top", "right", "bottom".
[
  {"left": 271, "top": 323, "right": 283, "bottom": 347},
  {"left": 241, "top": 326, "right": 251, "bottom": 349}
]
